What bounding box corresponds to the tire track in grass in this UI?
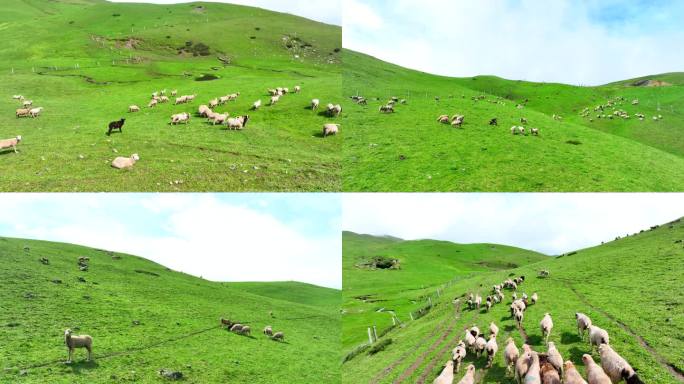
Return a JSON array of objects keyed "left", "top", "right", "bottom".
[
  {"left": 562, "top": 280, "right": 684, "bottom": 382},
  {"left": 415, "top": 305, "right": 464, "bottom": 384},
  {"left": 395, "top": 305, "right": 471, "bottom": 384}
]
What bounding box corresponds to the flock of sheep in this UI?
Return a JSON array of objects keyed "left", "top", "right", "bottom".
[
  {"left": 1, "top": 95, "right": 41, "bottom": 153},
  {"left": 433, "top": 275, "right": 645, "bottom": 384},
  {"left": 580, "top": 97, "right": 664, "bottom": 123},
  {"left": 221, "top": 318, "right": 285, "bottom": 342}
]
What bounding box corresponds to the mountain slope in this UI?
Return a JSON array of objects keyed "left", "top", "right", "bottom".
[
  {"left": 0, "top": 0, "right": 341, "bottom": 191},
  {"left": 0, "top": 236, "right": 340, "bottom": 383},
  {"left": 341, "top": 219, "right": 684, "bottom": 384},
  {"left": 342, "top": 50, "right": 684, "bottom": 191},
  {"left": 342, "top": 231, "right": 547, "bottom": 352}
]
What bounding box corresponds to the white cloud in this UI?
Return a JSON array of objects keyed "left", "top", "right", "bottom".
[
  {"left": 343, "top": 0, "right": 684, "bottom": 85},
  {"left": 1, "top": 194, "right": 341, "bottom": 289},
  {"left": 108, "top": 0, "right": 341, "bottom": 25},
  {"left": 344, "top": 0, "right": 383, "bottom": 30},
  {"left": 342, "top": 193, "right": 684, "bottom": 255}
]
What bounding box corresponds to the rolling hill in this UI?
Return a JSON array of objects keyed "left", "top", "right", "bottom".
[
  {"left": 342, "top": 49, "right": 684, "bottom": 191},
  {"left": 342, "top": 231, "right": 547, "bottom": 354},
  {"left": 0, "top": 0, "right": 341, "bottom": 191},
  {"left": 341, "top": 219, "right": 684, "bottom": 383},
  {"left": 0, "top": 236, "right": 340, "bottom": 383}
]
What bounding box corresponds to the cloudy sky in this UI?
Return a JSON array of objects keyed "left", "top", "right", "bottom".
[
  {"left": 344, "top": 0, "right": 684, "bottom": 85},
  {"left": 343, "top": 193, "right": 684, "bottom": 255},
  {"left": 109, "top": 0, "right": 341, "bottom": 25},
  {"left": 0, "top": 194, "right": 341, "bottom": 289}
]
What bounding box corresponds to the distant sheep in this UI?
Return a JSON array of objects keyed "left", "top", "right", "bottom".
[
  {"left": 598, "top": 344, "right": 644, "bottom": 384},
  {"left": 433, "top": 360, "right": 455, "bottom": 384},
  {"left": 323, "top": 123, "right": 339, "bottom": 137},
  {"left": 531, "top": 128, "right": 539, "bottom": 136},
  {"left": 504, "top": 337, "right": 519, "bottom": 376},
  {"left": 111, "top": 154, "right": 139, "bottom": 169},
  {"left": 271, "top": 331, "right": 285, "bottom": 341},
  {"left": 16, "top": 108, "right": 31, "bottom": 118},
  {"left": 129, "top": 105, "right": 140, "bottom": 113},
  {"left": 293, "top": 85, "right": 301, "bottom": 93},
  {"left": 270, "top": 95, "right": 280, "bottom": 105},
  {"left": 171, "top": 90, "right": 177, "bottom": 96},
  {"left": 29, "top": 107, "right": 43, "bottom": 118},
  {"left": 455, "top": 364, "right": 475, "bottom": 384},
  {"left": 227, "top": 115, "right": 249, "bottom": 130},
  {"left": 588, "top": 325, "right": 609, "bottom": 351},
  {"left": 379, "top": 104, "right": 395, "bottom": 113},
  {"left": 22, "top": 100, "right": 33, "bottom": 108},
  {"left": 564, "top": 361, "right": 588, "bottom": 384},
  {"left": 575, "top": 313, "right": 592, "bottom": 340},
  {"left": 263, "top": 326, "right": 273, "bottom": 336},
  {"left": 582, "top": 354, "right": 612, "bottom": 384},
  {"left": 0, "top": 136, "right": 22, "bottom": 153},
  {"left": 511, "top": 126, "right": 525, "bottom": 135},
  {"left": 252, "top": 100, "right": 262, "bottom": 110},
  {"left": 540, "top": 313, "right": 553, "bottom": 344},
  {"left": 437, "top": 115, "right": 450, "bottom": 124},
  {"left": 451, "top": 115, "right": 464, "bottom": 128},
  {"left": 311, "top": 99, "right": 320, "bottom": 110},
  {"left": 107, "top": 118, "right": 125, "bottom": 136},
  {"left": 530, "top": 293, "right": 538, "bottom": 305},
  {"left": 64, "top": 329, "right": 93, "bottom": 363},
  {"left": 452, "top": 340, "right": 467, "bottom": 373},
  {"left": 171, "top": 112, "right": 191, "bottom": 125}
]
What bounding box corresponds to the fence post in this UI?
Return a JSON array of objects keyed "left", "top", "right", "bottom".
[
  {"left": 410, "top": 312, "right": 414, "bottom": 321},
  {"left": 367, "top": 327, "right": 373, "bottom": 344},
  {"left": 373, "top": 326, "right": 378, "bottom": 341},
  {"left": 392, "top": 316, "right": 396, "bottom": 326}
]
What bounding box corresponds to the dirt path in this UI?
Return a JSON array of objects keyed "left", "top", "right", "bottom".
[
  {"left": 415, "top": 305, "right": 464, "bottom": 384},
  {"left": 517, "top": 322, "right": 529, "bottom": 344},
  {"left": 563, "top": 281, "right": 684, "bottom": 382},
  {"left": 395, "top": 305, "right": 467, "bottom": 384}
]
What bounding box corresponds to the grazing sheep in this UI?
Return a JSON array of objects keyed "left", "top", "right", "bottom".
[
  {"left": 328, "top": 104, "right": 342, "bottom": 117},
  {"left": 582, "top": 354, "right": 612, "bottom": 384},
  {"left": 22, "top": 100, "right": 33, "bottom": 108},
  {"left": 311, "top": 99, "right": 320, "bottom": 110},
  {"left": 159, "top": 96, "right": 169, "bottom": 103},
  {"left": 107, "top": 118, "right": 125, "bottom": 136},
  {"left": 437, "top": 115, "right": 450, "bottom": 124},
  {"left": 174, "top": 96, "right": 187, "bottom": 105},
  {"left": 225, "top": 115, "right": 249, "bottom": 130},
  {"left": 270, "top": 95, "right": 280, "bottom": 105},
  {"left": 521, "top": 117, "right": 528, "bottom": 124},
  {"left": 263, "top": 326, "right": 273, "bottom": 336},
  {"left": 541, "top": 360, "right": 561, "bottom": 384},
  {"left": 239, "top": 326, "right": 251, "bottom": 336},
  {"left": 0, "top": 136, "right": 22, "bottom": 153},
  {"left": 171, "top": 90, "right": 177, "bottom": 96},
  {"left": 540, "top": 313, "right": 553, "bottom": 344},
  {"left": 186, "top": 94, "right": 196, "bottom": 102},
  {"left": 294, "top": 85, "right": 301, "bottom": 93},
  {"left": 171, "top": 112, "right": 191, "bottom": 125},
  {"left": 111, "top": 154, "right": 139, "bottom": 169},
  {"left": 451, "top": 115, "right": 464, "bottom": 128},
  {"left": 539, "top": 270, "right": 550, "bottom": 278},
  {"left": 489, "top": 322, "right": 499, "bottom": 337},
  {"left": 16, "top": 108, "right": 31, "bottom": 118},
  {"left": 588, "top": 325, "right": 609, "bottom": 351},
  {"left": 12, "top": 95, "right": 24, "bottom": 100},
  {"left": 511, "top": 126, "right": 525, "bottom": 135},
  {"left": 576, "top": 313, "right": 592, "bottom": 340},
  {"left": 64, "top": 329, "right": 93, "bottom": 363},
  {"left": 212, "top": 113, "right": 229, "bottom": 125},
  {"left": 504, "top": 337, "right": 519, "bottom": 376},
  {"left": 148, "top": 99, "right": 158, "bottom": 108},
  {"left": 531, "top": 292, "right": 538, "bottom": 305},
  {"left": 252, "top": 99, "right": 262, "bottom": 110},
  {"left": 598, "top": 344, "right": 644, "bottom": 384},
  {"left": 433, "top": 360, "right": 455, "bottom": 384},
  {"left": 547, "top": 341, "right": 563, "bottom": 375},
  {"left": 29, "top": 107, "right": 43, "bottom": 118},
  {"left": 198, "top": 105, "right": 211, "bottom": 117},
  {"left": 128, "top": 105, "right": 140, "bottom": 113},
  {"left": 323, "top": 123, "right": 339, "bottom": 137},
  {"left": 209, "top": 98, "right": 219, "bottom": 108},
  {"left": 379, "top": 104, "right": 395, "bottom": 113},
  {"left": 230, "top": 324, "right": 244, "bottom": 332},
  {"left": 531, "top": 128, "right": 539, "bottom": 136},
  {"left": 564, "top": 361, "right": 588, "bottom": 384},
  {"left": 452, "top": 340, "right": 467, "bottom": 373},
  {"left": 456, "top": 364, "right": 475, "bottom": 384},
  {"left": 271, "top": 331, "right": 285, "bottom": 341},
  {"left": 474, "top": 335, "right": 487, "bottom": 358},
  {"left": 515, "top": 345, "right": 533, "bottom": 384},
  {"left": 220, "top": 318, "right": 234, "bottom": 328},
  {"left": 485, "top": 334, "right": 498, "bottom": 367}
]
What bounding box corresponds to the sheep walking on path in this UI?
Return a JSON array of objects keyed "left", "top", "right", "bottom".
[
  {"left": 504, "top": 337, "right": 519, "bottom": 376},
  {"left": 432, "top": 360, "right": 454, "bottom": 384},
  {"left": 456, "top": 364, "right": 475, "bottom": 384},
  {"left": 452, "top": 341, "right": 466, "bottom": 373},
  {"left": 64, "top": 329, "right": 93, "bottom": 363},
  {"left": 540, "top": 313, "right": 553, "bottom": 345}
]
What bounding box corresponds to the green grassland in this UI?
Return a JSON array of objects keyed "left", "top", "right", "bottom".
[
  {"left": 342, "top": 231, "right": 547, "bottom": 355},
  {"left": 342, "top": 50, "right": 684, "bottom": 191},
  {"left": 341, "top": 219, "right": 684, "bottom": 383},
  {"left": 0, "top": 0, "right": 341, "bottom": 191},
  {"left": 0, "top": 236, "right": 340, "bottom": 383}
]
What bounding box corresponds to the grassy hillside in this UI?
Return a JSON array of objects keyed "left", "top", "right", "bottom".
[
  {"left": 341, "top": 219, "right": 684, "bottom": 384},
  {"left": 0, "top": 236, "right": 340, "bottom": 383},
  {"left": 228, "top": 281, "right": 341, "bottom": 311},
  {"left": 342, "top": 50, "right": 684, "bottom": 191},
  {"left": 342, "top": 231, "right": 547, "bottom": 353},
  {"left": 0, "top": 0, "right": 341, "bottom": 191}
]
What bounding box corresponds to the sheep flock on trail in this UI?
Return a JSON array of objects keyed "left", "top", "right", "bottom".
[{"left": 423, "top": 273, "right": 648, "bottom": 384}]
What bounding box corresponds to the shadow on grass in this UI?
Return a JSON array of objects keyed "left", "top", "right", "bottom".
[
  {"left": 561, "top": 331, "right": 581, "bottom": 344},
  {"left": 526, "top": 334, "right": 543, "bottom": 346},
  {"left": 567, "top": 346, "right": 588, "bottom": 363},
  {"left": 66, "top": 360, "right": 99, "bottom": 374},
  {"left": 504, "top": 324, "right": 516, "bottom": 333},
  {"left": 0, "top": 150, "right": 19, "bottom": 156}
]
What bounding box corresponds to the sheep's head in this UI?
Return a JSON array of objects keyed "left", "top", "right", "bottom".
[
  {"left": 16, "top": 135, "right": 22, "bottom": 142},
  {"left": 64, "top": 329, "right": 72, "bottom": 337},
  {"left": 582, "top": 354, "right": 594, "bottom": 365},
  {"left": 131, "top": 154, "right": 140, "bottom": 161}
]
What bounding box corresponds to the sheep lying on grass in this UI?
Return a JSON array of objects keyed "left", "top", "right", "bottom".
[
  {"left": 0, "top": 136, "right": 22, "bottom": 153},
  {"left": 582, "top": 354, "right": 611, "bottom": 384},
  {"left": 540, "top": 313, "right": 553, "bottom": 344},
  {"left": 598, "top": 344, "right": 644, "bottom": 384},
  {"left": 433, "top": 360, "right": 454, "bottom": 384},
  {"left": 504, "top": 337, "right": 519, "bottom": 376},
  {"left": 323, "top": 123, "right": 339, "bottom": 137},
  {"left": 111, "top": 154, "right": 140, "bottom": 169},
  {"left": 452, "top": 340, "right": 466, "bottom": 373},
  {"left": 64, "top": 329, "right": 93, "bottom": 363},
  {"left": 128, "top": 105, "right": 140, "bottom": 113}
]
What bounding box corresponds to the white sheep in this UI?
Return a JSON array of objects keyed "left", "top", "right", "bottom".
[
  {"left": 171, "top": 112, "right": 190, "bottom": 125},
  {"left": 22, "top": 100, "right": 33, "bottom": 108},
  {"left": 588, "top": 325, "right": 609, "bottom": 351},
  {"left": 504, "top": 337, "right": 519, "bottom": 376},
  {"left": 485, "top": 334, "right": 498, "bottom": 368},
  {"left": 227, "top": 115, "right": 249, "bottom": 130},
  {"left": 12, "top": 95, "right": 24, "bottom": 100},
  {"left": 489, "top": 322, "right": 498, "bottom": 337},
  {"left": 530, "top": 292, "right": 538, "bottom": 305},
  {"left": 474, "top": 294, "right": 482, "bottom": 309},
  {"left": 526, "top": 352, "right": 541, "bottom": 384},
  {"left": 327, "top": 103, "right": 342, "bottom": 117},
  {"left": 546, "top": 341, "right": 563, "bottom": 375},
  {"left": 230, "top": 324, "right": 244, "bottom": 332},
  {"left": 64, "top": 329, "right": 93, "bottom": 363},
  {"left": 323, "top": 123, "right": 339, "bottom": 137},
  {"left": 148, "top": 99, "right": 158, "bottom": 108},
  {"left": 270, "top": 95, "right": 280, "bottom": 105},
  {"left": 575, "top": 313, "right": 592, "bottom": 340},
  {"left": 228, "top": 92, "right": 240, "bottom": 101},
  {"left": 456, "top": 364, "right": 475, "bottom": 384},
  {"left": 582, "top": 354, "right": 612, "bottom": 384},
  {"left": 219, "top": 95, "right": 229, "bottom": 104},
  {"left": 209, "top": 98, "right": 219, "bottom": 108},
  {"left": 452, "top": 340, "right": 467, "bottom": 373},
  {"left": 111, "top": 154, "right": 140, "bottom": 169},
  {"left": 474, "top": 335, "right": 487, "bottom": 358},
  {"left": 198, "top": 105, "right": 211, "bottom": 117},
  {"left": 540, "top": 313, "right": 553, "bottom": 344},
  {"left": 515, "top": 345, "right": 533, "bottom": 383},
  {"left": 271, "top": 331, "right": 285, "bottom": 341},
  {"left": 451, "top": 115, "right": 464, "bottom": 128},
  {"left": 598, "top": 344, "right": 642, "bottom": 383},
  {"left": 514, "top": 308, "right": 524, "bottom": 327},
  {"left": 311, "top": 99, "right": 320, "bottom": 110},
  {"left": 293, "top": 85, "right": 301, "bottom": 93},
  {"left": 213, "top": 113, "right": 229, "bottom": 125},
  {"left": 186, "top": 94, "right": 196, "bottom": 102},
  {"left": 464, "top": 328, "right": 476, "bottom": 353},
  {"left": 129, "top": 105, "right": 140, "bottom": 113},
  {"left": 29, "top": 107, "right": 43, "bottom": 118},
  {"left": 239, "top": 325, "right": 251, "bottom": 336},
  {"left": 159, "top": 96, "right": 169, "bottom": 103},
  {"left": 564, "top": 360, "right": 588, "bottom": 384},
  {"left": 175, "top": 96, "right": 187, "bottom": 105},
  {"left": 16, "top": 108, "right": 31, "bottom": 118},
  {"left": 433, "top": 360, "right": 454, "bottom": 384},
  {"left": 0, "top": 136, "right": 22, "bottom": 153},
  {"left": 171, "top": 90, "right": 177, "bottom": 96},
  {"left": 252, "top": 99, "right": 262, "bottom": 110},
  {"left": 263, "top": 326, "right": 273, "bottom": 336}
]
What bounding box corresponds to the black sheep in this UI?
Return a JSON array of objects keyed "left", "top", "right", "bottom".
[{"left": 107, "top": 118, "right": 125, "bottom": 136}]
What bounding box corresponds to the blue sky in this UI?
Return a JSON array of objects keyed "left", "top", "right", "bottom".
[
  {"left": 343, "top": 0, "right": 684, "bottom": 85},
  {"left": 0, "top": 194, "right": 341, "bottom": 289},
  {"left": 343, "top": 193, "right": 684, "bottom": 255}
]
